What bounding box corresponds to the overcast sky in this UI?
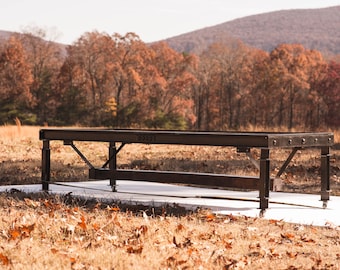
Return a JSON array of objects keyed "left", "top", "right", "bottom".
[{"left": 1, "top": 0, "right": 340, "bottom": 44}]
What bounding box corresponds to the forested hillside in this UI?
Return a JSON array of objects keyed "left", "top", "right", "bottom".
[
  {"left": 164, "top": 6, "right": 340, "bottom": 56},
  {"left": 0, "top": 29, "right": 339, "bottom": 130},
  {"left": 0, "top": 30, "right": 13, "bottom": 42}
]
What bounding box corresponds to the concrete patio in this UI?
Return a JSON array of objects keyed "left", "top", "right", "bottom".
[{"left": 0, "top": 180, "right": 339, "bottom": 227}]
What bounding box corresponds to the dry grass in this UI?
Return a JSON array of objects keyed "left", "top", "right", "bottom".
[
  {"left": 0, "top": 125, "right": 340, "bottom": 269},
  {"left": 0, "top": 193, "right": 339, "bottom": 269}
]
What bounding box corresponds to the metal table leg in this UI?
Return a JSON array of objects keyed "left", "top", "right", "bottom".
[
  {"left": 259, "top": 148, "right": 270, "bottom": 211},
  {"left": 109, "top": 142, "right": 117, "bottom": 191},
  {"left": 321, "top": 146, "right": 331, "bottom": 208},
  {"left": 42, "top": 140, "right": 50, "bottom": 191}
]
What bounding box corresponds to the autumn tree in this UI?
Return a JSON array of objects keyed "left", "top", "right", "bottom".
[
  {"left": 57, "top": 31, "right": 117, "bottom": 125},
  {"left": 301, "top": 49, "right": 328, "bottom": 128},
  {"left": 316, "top": 61, "right": 340, "bottom": 127},
  {"left": 108, "top": 32, "right": 155, "bottom": 127},
  {"left": 244, "top": 49, "right": 274, "bottom": 128},
  {"left": 57, "top": 31, "right": 155, "bottom": 126},
  {"left": 55, "top": 52, "right": 88, "bottom": 125},
  {"left": 18, "top": 26, "right": 64, "bottom": 125},
  {"left": 194, "top": 41, "right": 254, "bottom": 130},
  {"left": 145, "top": 42, "right": 198, "bottom": 129},
  {"left": 0, "top": 36, "right": 33, "bottom": 124},
  {"left": 192, "top": 50, "right": 216, "bottom": 130}
]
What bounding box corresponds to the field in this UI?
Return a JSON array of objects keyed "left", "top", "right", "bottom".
[{"left": 0, "top": 125, "right": 340, "bottom": 269}]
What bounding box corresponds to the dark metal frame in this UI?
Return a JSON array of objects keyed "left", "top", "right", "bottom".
[{"left": 40, "top": 129, "right": 334, "bottom": 210}]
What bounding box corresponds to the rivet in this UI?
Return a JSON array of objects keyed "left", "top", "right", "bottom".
[
  {"left": 301, "top": 138, "right": 306, "bottom": 144},
  {"left": 288, "top": 139, "right": 292, "bottom": 145},
  {"left": 273, "top": 140, "right": 277, "bottom": 146}
]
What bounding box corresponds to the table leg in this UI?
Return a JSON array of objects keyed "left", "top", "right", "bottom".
[
  {"left": 109, "top": 142, "right": 117, "bottom": 191},
  {"left": 259, "top": 148, "right": 270, "bottom": 210},
  {"left": 321, "top": 146, "right": 330, "bottom": 207},
  {"left": 42, "top": 140, "right": 50, "bottom": 191}
]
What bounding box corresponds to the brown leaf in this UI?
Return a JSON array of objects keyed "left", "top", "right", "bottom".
[
  {"left": 269, "top": 248, "right": 280, "bottom": 258},
  {"left": 135, "top": 225, "right": 148, "bottom": 237},
  {"left": 281, "top": 233, "right": 295, "bottom": 240},
  {"left": 78, "top": 215, "right": 87, "bottom": 231},
  {"left": 126, "top": 245, "right": 143, "bottom": 254},
  {"left": 268, "top": 238, "right": 276, "bottom": 243},
  {"left": 206, "top": 212, "right": 216, "bottom": 221},
  {"left": 269, "top": 219, "right": 278, "bottom": 224},
  {"left": 50, "top": 248, "right": 58, "bottom": 254},
  {"left": 225, "top": 241, "right": 233, "bottom": 249},
  {"left": 226, "top": 214, "right": 238, "bottom": 222},
  {"left": 107, "top": 206, "right": 120, "bottom": 212},
  {"left": 173, "top": 236, "right": 192, "bottom": 248},
  {"left": 9, "top": 228, "right": 21, "bottom": 240},
  {"left": 21, "top": 224, "right": 35, "bottom": 237},
  {"left": 9, "top": 223, "right": 35, "bottom": 240},
  {"left": 0, "top": 253, "right": 10, "bottom": 266},
  {"left": 300, "top": 236, "right": 316, "bottom": 243},
  {"left": 24, "top": 198, "right": 40, "bottom": 208},
  {"left": 286, "top": 251, "right": 298, "bottom": 258},
  {"left": 176, "top": 224, "right": 185, "bottom": 231},
  {"left": 270, "top": 219, "right": 285, "bottom": 228},
  {"left": 92, "top": 223, "right": 100, "bottom": 231}
]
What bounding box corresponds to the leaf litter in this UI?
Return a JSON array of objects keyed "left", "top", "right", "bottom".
[{"left": 0, "top": 193, "right": 339, "bottom": 269}]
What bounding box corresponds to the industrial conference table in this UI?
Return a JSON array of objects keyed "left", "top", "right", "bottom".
[{"left": 39, "top": 129, "right": 334, "bottom": 210}]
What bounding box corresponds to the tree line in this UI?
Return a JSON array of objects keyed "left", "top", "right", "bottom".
[{"left": 0, "top": 28, "right": 339, "bottom": 130}]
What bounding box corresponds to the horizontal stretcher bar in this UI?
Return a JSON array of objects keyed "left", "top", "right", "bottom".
[{"left": 89, "top": 168, "right": 275, "bottom": 190}]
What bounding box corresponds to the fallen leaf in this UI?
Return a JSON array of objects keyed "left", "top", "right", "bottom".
[
  {"left": 126, "top": 245, "right": 143, "bottom": 254},
  {"left": 176, "top": 224, "right": 185, "bottom": 231},
  {"left": 92, "top": 223, "right": 100, "bottom": 231},
  {"left": 107, "top": 206, "right": 120, "bottom": 212},
  {"left": 21, "top": 224, "right": 35, "bottom": 237},
  {"left": 281, "top": 233, "right": 295, "bottom": 240},
  {"left": 286, "top": 251, "right": 298, "bottom": 258},
  {"left": 24, "top": 198, "right": 40, "bottom": 208},
  {"left": 206, "top": 212, "right": 215, "bottom": 221},
  {"left": 135, "top": 225, "right": 148, "bottom": 237},
  {"left": 50, "top": 248, "right": 58, "bottom": 254},
  {"left": 173, "top": 236, "right": 191, "bottom": 248},
  {"left": 78, "top": 215, "right": 87, "bottom": 231},
  {"left": 9, "top": 228, "right": 21, "bottom": 240},
  {"left": 300, "top": 236, "right": 315, "bottom": 243},
  {"left": 225, "top": 241, "right": 233, "bottom": 249},
  {"left": 0, "top": 253, "right": 10, "bottom": 266}
]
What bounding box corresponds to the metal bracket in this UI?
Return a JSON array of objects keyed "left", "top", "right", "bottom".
[
  {"left": 237, "top": 147, "right": 260, "bottom": 171},
  {"left": 237, "top": 147, "right": 250, "bottom": 153}
]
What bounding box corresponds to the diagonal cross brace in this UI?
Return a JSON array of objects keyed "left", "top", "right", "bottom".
[
  {"left": 64, "top": 140, "right": 94, "bottom": 169},
  {"left": 276, "top": 147, "right": 301, "bottom": 178},
  {"left": 102, "top": 142, "right": 126, "bottom": 168}
]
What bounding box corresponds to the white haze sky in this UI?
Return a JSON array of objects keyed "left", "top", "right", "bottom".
[{"left": 1, "top": 0, "right": 340, "bottom": 44}]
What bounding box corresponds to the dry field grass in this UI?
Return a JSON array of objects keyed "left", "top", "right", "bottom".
[
  {"left": 0, "top": 125, "right": 340, "bottom": 269},
  {"left": 0, "top": 192, "right": 340, "bottom": 270}
]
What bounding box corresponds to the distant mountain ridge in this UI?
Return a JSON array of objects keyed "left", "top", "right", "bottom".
[
  {"left": 0, "top": 30, "right": 14, "bottom": 42},
  {"left": 163, "top": 6, "right": 340, "bottom": 55},
  {"left": 1, "top": 6, "right": 340, "bottom": 56}
]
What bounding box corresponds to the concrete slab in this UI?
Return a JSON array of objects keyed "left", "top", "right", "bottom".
[{"left": 0, "top": 180, "right": 339, "bottom": 228}]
